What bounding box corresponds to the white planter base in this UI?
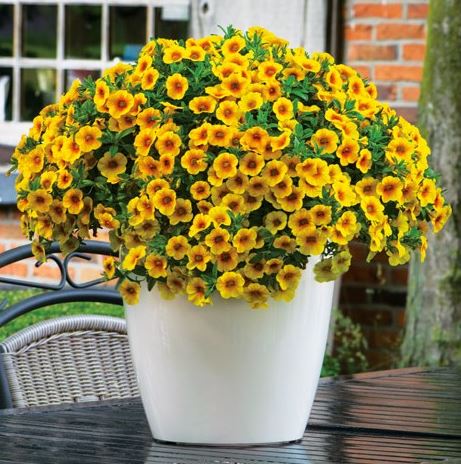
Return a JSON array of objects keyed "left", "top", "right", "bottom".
[{"left": 125, "top": 261, "right": 335, "bottom": 445}]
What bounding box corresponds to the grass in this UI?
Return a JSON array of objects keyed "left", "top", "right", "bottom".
[{"left": 0, "top": 289, "right": 123, "bottom": 341}]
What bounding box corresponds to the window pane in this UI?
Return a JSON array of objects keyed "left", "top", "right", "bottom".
[
  {"left": 110, "top": 6, "right": 146, "bottom": 61},
  {"left": 0, "top": 5, "right": 14, "bottom": 57},
  {"left": 65, "top": 69, "right": 100, "bottom": 90},
  {"left": 20, "top": 68, "right": 56, "bottom": 121},
  {"left": 0, "top": 68, "right": 12, "bottom": 121},
  {"left": 65, "top": 5, "right": 101, "bottom": 59},
  {"left": 22, "top": 4, "right": 57, "bottom": 58},
  {"left": 154, "top": 7, "right": 189, "bottom": 41}
]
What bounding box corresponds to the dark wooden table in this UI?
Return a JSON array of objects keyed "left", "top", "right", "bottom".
[{"left": 1, "top": 367, "right": 460, "bottom": 463}]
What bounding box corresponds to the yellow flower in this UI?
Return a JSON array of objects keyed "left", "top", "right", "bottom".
[
  {"left": 247, "top": 176, "right": 269, "bottom": 196},
  {"left": 186, "top": 277, "right": 211, "bottom": 307},
  {"left": 309, "top": 205, "right": 332, "bottom": 226},
  {"left": 103, "top": 256, "right": 116, "bottom": 279},
  {"left": 189, "top": 96, "right": 217, "bottom": 114},
  {"left": 332, "top": 249, "right": 352, "bottom": 274},
  {"left": 431, "top": 205, "right": 451, "bottom": 233},
  {"left": 278, "top": 186, "right": 304, "bottom": 212},
  {"left": 190, "top": 181, "right": 211, "bottom": 201},
  {"left": 336, "top": 211, "right": 359, "bottom": 236},
  {"left": 163, "top": 44, "right": 186, "bottom": 63},
  {"left": 261, "top": 160, "right": 288, "bottom": 187},
  {"left": 181, "top": 149, "right": 208, "bottom": 174},
  {"left": 138, "top": 156, "right": 160, "bottom": 178},
  {"left": 311, "top": 128, "right": 339, "bottom": 154},
  {"left": 239, "top": 152, "right": 265, "bottom": 177},
  {"left": 165, "top": 235, "right": 190, "bottom": 260},
  {"left": 94, "top": 80, "right": 109, "bottom": 108},
  {"left": 107, "top": 90, "right": 134, "bottom": 118},
  {"left": 170, "top": 199, "right": 193, "bottom": 225},
  {"left": 186, "top": 244, "right": 211, "bottom": 271},
  {"left": 146, "top": 179, "right": 169, "bottom": 197},
  {"left": 333, "top": 182, "right": 358, "bottom": 207},
  {"left": 166, "top": 73, "right": 189, "bottom": 100},
  {"left": 141, "top": 68, "right": 159, "bottom": 90},
  {"left": 274, "top": 235, "right": 297, "bottom": 253},
  {"left": 216, "top": 247, "right": 239, "bottom": 272},
  {"left": 98, "top": 212, "right": 120, "bottom": 230},
  {"left": 137, "top": 108, "right": 161, "bottom": 130},
  {"left": 208, "top": 125, "right": 233, "bottom": 147},
  {"left": 222, "top": 36, "right": 246, "bottom": 56},
  {"left": 119, "top": 279, "right": 141, "bottom": 305},
  {"left": 386, "top": 137, "right": 413, "bottom": 163},
  {"left": 189, "top": 213, "right": 212, "bottom": 237},
  {"left": 243, "top": 259, "right": 266, "bottom": 280},
  {"left": 276, "top": 264, "right": 301, "bottom": 291},
  {"left": 232, "top": 228, "right": 257, "bottom": 253},
  {"left": 153, "top": 188, "right": 176, "bottom": 216},
  {"left": 145, "top": 254, "right": 168, "bottom": 278},
  {"left": 216, "top": 100, "right": 242, "bottom": 126},
  {"left": 337, "top": 138, "right": 360, "bottom": 166},
  {"left": 296, "top": 227, "right": 327, "bottom": 255},
  {"left": 243, "top": 283, "right": 270, "bottom": 309},
  {"left": 62, "top": 188, "right": 84, "bottom": 214},
  {"left": 48, "top": 200, "right": 67, "bottom": 224},
  {"left": 221, "top": 193, "right": 245, "bottom": 214},
  {"left": 313, "top": 258, "right": 337, "bottom": 282},
  {"left": 376, "top": 176, "right": 403, "bottom": 204},
  {"left": 239, "top": 92, "right": 263, "bottom": 112},
  {"left": 227, "top": 172, "right": 249, "bottom": 194},
  {"left": 273, "top": 97, "right": 293, "bottom": 121},
  {"left": 241, "top": 127, "right": 269, "bottom": 153},
  {"left": 356, "top": 148, "right": 372, "bottom": 173},
  {"left": 122, "top": 245, "right": 146, "bottom": 271},
  {"left": 216, "top": 271, "right": 245, "bottom": 299},
  {"left": 97, "top": 152, "right": 127, "bottom": 184},
  {"left": 186, "top": 45, "right": 206, "bottom": 61},
  {"left": 221, "top": 73, "right": 249, "bottom": 98},
  {"left": 205, "top": 228, "right": 231, "bottom": 254},
  {"left": 418, "top": 178, "right": 437, "bottom": 207},
  {"left": 40, "top": 171, "right": 57, "bottom": 192},
  {"left": 209, "top": 206, "right": 231, "bottom": 227},
  {"left": 155, "top": 131, "right": 182, "bottom": 157},
  {"left": 264, "top": 211, "right": 287, "bottom": 234},
  {"left": 361, "top": 196, "right": 385, "bottom": 221},
  {"left": 213, "top": 152, "right": 238, "bottom": 179},
  {"left": 134, "top": 129, "right": 157, "bottom": 156},
  {"left": 159, "top": 154, "right": 175, "bottom": 175},
  {"left": 75, "top": 126, "right": 102, "bottom": 152}
]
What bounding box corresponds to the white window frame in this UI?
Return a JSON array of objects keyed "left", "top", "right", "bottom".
[{"left": 0, "top": 0, "right": 190, "bottom": 125}]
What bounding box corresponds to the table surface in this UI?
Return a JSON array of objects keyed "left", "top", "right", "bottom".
[{"left": 1, "top": 367, "right": 460, "bottom": 464}]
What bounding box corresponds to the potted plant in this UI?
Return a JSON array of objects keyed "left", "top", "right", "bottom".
[{"left": 10, "top": 26, "right": 450, "bottom": 445}]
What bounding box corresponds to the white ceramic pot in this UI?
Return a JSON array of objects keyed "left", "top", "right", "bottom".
[{"left": 125, "top": 260, "right": 335, "bottom": 445}]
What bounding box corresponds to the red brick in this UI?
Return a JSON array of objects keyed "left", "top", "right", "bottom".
[
  {"left": 390, "top": 266, "right": 409, "bottom": 286},
  {"left": 0, "top": 243, "right": 5, "bottom": 253},
  {"left": 407, "top": 4, "right": 429, "bottom": 19},
  {"left": 348, "top": 44, "right": 397, "bottom": 61},
  {"left": 353, "top": 3, "right": 402, "bottom": 19},
  {"left": 77, "top": 266, "right": 104, "bottom": 284},
  {"left": 394, "top": 308, "right": 406, "bottom": 328},
  {"left": 0, "top": 262, "right": 28, "bottom": 278},
  {"left": 375, "top": 65, "right": 423, "bottom": 81},
  {"left": 344, "top": 307, "right": 393, "bottom": 326},
  {"left": 345, "top": 24, "right": 373, "bottom": 40},
  {"left": 32, "top": 262, "right": 63, "bottom": 281},
  {"left": 403, "top": 43, "right": 426, "bottom": 61},
  {"left": 352, "top": 65, "right": 372, "bottom": 79},
  {"left": 394, "top": 106, "right": 418, "bottom": 123},
  {"left": 376, "top": 23, "right": 425, "bottom": 40},
  {"left": 342, "top": 264, "right": 388, "bottom": 285},
  {"left": 402, "top": 86, "right": 420, "bottom": 102},
  {"left": 377, "top": 84, "right": 397, "bottom": 100},
  {"left": 0, "top": 223, "right": 24, "bottom": 239},
  {"left": 365, "top": 328, "right": 402, "bottom": 349}
]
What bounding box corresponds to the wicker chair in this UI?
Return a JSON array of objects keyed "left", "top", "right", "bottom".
[{"left": 0, "top": 241, "right": 139, "bottom": 409}]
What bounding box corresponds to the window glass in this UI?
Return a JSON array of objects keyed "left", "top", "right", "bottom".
[
  {"left": 0, "top": 5, "right": 14, "bottom": 57},
  {"left": 65, "top": 69, "right": 100, "bottom": 90},
  {"left": 22, "top": 4, "right": 57, "bottom": 58},
  {"left": 0, "top": 67, "right": 13, "bottom": 121},
  {"left": 154, "top": 7, "right": 189, "bottom": 41},
  {"left": 20, "top": 68, "right": 56, "bottom": 121},
  {"left": 110, "top": 6, "right": 146, "bottom": 61},
  {"left": 65, "top": 5, "right": 101, "bottom": 59}
]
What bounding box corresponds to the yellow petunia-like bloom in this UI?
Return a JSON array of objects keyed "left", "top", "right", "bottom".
[
  {"left": 122, "top": 245, "right": 146, "bottom": 271},
  {"left": 75, "top": 126, "right": 102, "bottom": 152},
  {"left": 190, "top": 181, "right": 211, "bottom": 201},
  {"left": 119, "top": 280, "right": 140, "bottom": 305},
  {"left": 97, "top": 152, "right": 127, "bottom": 183},
  {"left": 205, "top": 227, "right": 231, "bottom": 254},
  {"left": 264, "top": 211, "right": 287, "bottom": 235},
  {"left": 276, "top": 264, "right": 301, "bottom": 291},
  {"left": 243, "top": 283, "right": 270, "bottom": 309},
  {"left": 216, "top": 100, "right": 242, "bottom": 126},
  {"left": 166, "top": 73, "right": 189, "bottom": 100},
  {"left": 361, "top": 196, "right": 385, "bottom": 222},
  {"left": 189, "top": 96, "right": 217, "bottom": 114},
  {"left": 273, "top": 97, "right": 294, "bottom": 121},
  {"left": 141, "top": 68, "right": 159, "bottom": 91},
  {"left": 376, "top": 176, "right": 403, "bottom": 204},
  {"left": 107, "top": 90, "right": 134, "bottom": 119},
  {"left": 186, "top": 244, "right": 212, "bottom": 272},
  {"left": 295, "top": 227, "right": 327, "bottom": 256},
  {"left": 261, "top": 160, "right": 288, "bottom": 187},
  {"left": 27, "top": 189, "right": 53, "bottom": 213},
  {"left": 189, "top": 213, "right": 212, "bottom": 237},
  {"left": 216, "top": 271, "right": 245, "bottom": 299},
  {"left": 62, "top": 188, "right": 84, "bottom": 215},
  {"left": 311, "top": 128, "right": 339, "bottom": 154},
  {"left": 153, "top": 188, "right": 176, "bottom": 216},
  {"left": 145, "top": 254, "right": 168, "bottom": 278},
  {"left": 213, "top": 152, "right": 238, "bottom": 179},
  {"left": 155, "top": 131, "right": 182, "bottom": 157},
  {"left": 186, "top": 277, "right": 210, "bottom": 307},
  {"left": 170, "top": 198, "right": 193, "bottom": 225},
  {"left": 165, "top": 235, "right": 190, "bottom": 260},
  {"left": 181, "top": 149, "right": 208, "bottom": 174},
  {"left": 232, "top": 228, "right": 257, "bottom": 253}
]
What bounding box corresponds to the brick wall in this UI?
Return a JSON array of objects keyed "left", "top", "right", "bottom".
[{"left": 339, "top": 0, "right": 428, "bottom": 369}]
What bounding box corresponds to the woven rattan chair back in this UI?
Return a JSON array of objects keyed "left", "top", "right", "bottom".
[{"left": 0, "top": 315, "right": 139, "bottom": 408}]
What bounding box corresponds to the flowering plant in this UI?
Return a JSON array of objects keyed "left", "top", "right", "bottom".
[{"left": 10, "top": 26, "right": 450, "bottom": 308}]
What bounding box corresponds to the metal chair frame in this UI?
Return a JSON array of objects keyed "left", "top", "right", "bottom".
[{"left": 0, "top": 241, "right": 124, "bottom": 409}]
